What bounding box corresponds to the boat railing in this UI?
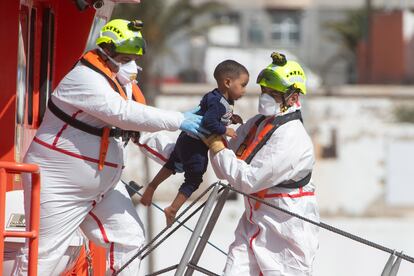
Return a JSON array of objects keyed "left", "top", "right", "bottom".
[{"left": 0, "top": 161, "right": 41, "bottom": 276}]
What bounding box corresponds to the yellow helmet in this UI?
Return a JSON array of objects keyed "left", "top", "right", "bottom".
[
  {"left": 96, "top": 19, "right": 146, "bottom": 56},
  {"left": 257, "top": 52, "right": 307, "bottom": 95}
]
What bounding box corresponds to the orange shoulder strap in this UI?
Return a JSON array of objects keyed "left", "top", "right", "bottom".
[
  {"left": 236, "top": 111, "right": 303, "bottom": 209},
  {"left": 235, "top": 116, "right": 275, "bottom": 210},
  {"left": 81, "top": 50, "right": 128, "bottom": 100},
  {"left": 80, "top": 50, "right": 129, "bottom": 170},
  {"left": 131, "top": 83, "right": 146, "bottom": 105},
  {"left": 235, "top": 116, "right": 270, "bottom": 161}
]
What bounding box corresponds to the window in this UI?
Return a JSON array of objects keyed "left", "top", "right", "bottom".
[
  {"left": 268, "top": 10, "right": 301, "bottom": 46},
  {"left": 248, "top": 17, "right": 264, "bottom": 45},
  {"left": 240, "top": 9, "right": 302, "bottom": 48},
  {"left": 28, "top": 8, "right": 36, "bottom": 125},
  {"left": 321, "top": 128, "right": 337, "bottom": 159},
  {"left": 16, "top": 12, "right": 28, "bottom": 126},
  {"left": 14, "top": 6, "right": 31, "bottom": 163},
  {"left": 213, "top": 12, "right": 240, "bottom": 25},
  {"left": 38, "top": 8, "right": 55, "bottom": 124},
  {"left": 208, "top": 12, "right": 241, "bottom": 47},
  {"left": 386, "top": 141, "right": 414, "bottom": 206}
]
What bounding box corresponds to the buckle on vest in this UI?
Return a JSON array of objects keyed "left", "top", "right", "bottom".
[
  {"left": 110, "top": 128, "right": 140, "bottom": 142},
  {"left": 110, "top": 128, "right": 124, "bottom": 138}
]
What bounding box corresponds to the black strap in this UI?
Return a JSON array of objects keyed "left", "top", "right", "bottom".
[
  {"left": 48, "top": 99, "right": 140, "bottom": 139},
  {"left": 48, "top": 99, "right": 103, "bottom": 136},
  {"left": 278, "top": 172, "right": 311, "bottom": 189},
  {"left": 244, "top": 110, "right": 302, "bottom": 164},
  {"left": 244, "top": 110, "right": 311, "bottom": 189}
]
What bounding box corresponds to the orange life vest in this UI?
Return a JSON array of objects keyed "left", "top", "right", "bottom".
[
  {"left": 236, "top": 116, "right": 274, "bottom": 209},
  {"left": 80, "top": 50, "right": 147, "bottom": 170},
  {"left": 81, "top": 50, "right": 146, "bottom": 105},
  {"left": 235, "top": 110, "right": 306, "bottom": 209}
]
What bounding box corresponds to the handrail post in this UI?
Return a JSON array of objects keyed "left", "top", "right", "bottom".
[
  {"left": 29, "top": 172, "right": 41, "bottom": 276},
  {"left": 0, "top": 161, "right": 40, "bottom": 276},
  {"left": 0, "top": 168, "right": 7, "bottom": 275}
]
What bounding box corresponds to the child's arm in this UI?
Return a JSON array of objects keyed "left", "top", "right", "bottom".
[{"left": 202, "top": 101, "right": 227, "bottom": 135}]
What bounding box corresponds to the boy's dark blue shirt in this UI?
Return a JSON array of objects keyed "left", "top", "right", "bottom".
[
  {"left": 197, "top": 89, "right": 234, "bottom": 135},
  {"left": 164, "top": 88, "right": 234, "bottom": 198}
]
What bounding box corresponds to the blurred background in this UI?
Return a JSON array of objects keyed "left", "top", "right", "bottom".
[{"left": 107, "top": 0, "right": 414, "bottom": 275}]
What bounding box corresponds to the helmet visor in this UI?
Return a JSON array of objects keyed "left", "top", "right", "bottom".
[
  {"left": 256, "top": 69, "right": 290, "bottom": 93},
  {"left": 115, "top": 36, "right": 146, "bottom": 56}
]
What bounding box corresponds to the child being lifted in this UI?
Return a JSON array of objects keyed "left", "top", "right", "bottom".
[{"left": 140, "top": 60, "right": 249, "bottom": 226}]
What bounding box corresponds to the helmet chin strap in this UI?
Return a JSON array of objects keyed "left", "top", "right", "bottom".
[
  {"left": 280, "top": 89, "right": 295, "bottom": 112},
  {"left": 97, "top": 47, "right": 120, "bottom": 73}
]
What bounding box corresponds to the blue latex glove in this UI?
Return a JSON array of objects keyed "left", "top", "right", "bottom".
[
  {"left": 180, "top": 107, "right": 204, "bottom": 137},
  {"left": 183, "top": 106, "right": 202, "bottom": 123},
  {"left": 195, "top": 126, "right": 211, "bottom": 140}
]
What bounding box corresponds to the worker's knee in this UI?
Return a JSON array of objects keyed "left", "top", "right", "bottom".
[{"left": 118, "top": 219, "right": 146, "bottom": 249}]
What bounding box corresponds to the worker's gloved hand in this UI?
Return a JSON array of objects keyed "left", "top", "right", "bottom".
[
  {"left": 180, "top": 106, "right": 203, "bottom": 136},
  {"left": 202, "top": 134, "right": 226, "bottom": 155},
  {"left": 180, "top": 107, "right": 211, "bottom": 138}
]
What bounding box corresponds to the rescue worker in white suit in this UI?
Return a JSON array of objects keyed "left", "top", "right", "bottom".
[
  {"left": 13, "top": 19, "right": 204, "bottom": 276},
  {"left": 204, "top": 52, "right": 320, "bottom": 275}
]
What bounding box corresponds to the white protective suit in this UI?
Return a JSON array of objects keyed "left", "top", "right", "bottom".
[
  {"left": 13, "top": 60, "right": 184, "bottom": 276},
  {"left": 210, "top": 105, "right": 319, "bottom": 276}
]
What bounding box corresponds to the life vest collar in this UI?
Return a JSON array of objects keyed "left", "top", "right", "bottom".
[
  {"left": 80, "top": 50, "right": 146, "bottom": 104},
  {"left": 81, "top": 50, "right": 128, "bottom": 100}
]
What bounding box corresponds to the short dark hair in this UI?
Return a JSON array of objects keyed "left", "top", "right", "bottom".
[{"left": 213, "top": 60, "right": 248, "bottom": 82}]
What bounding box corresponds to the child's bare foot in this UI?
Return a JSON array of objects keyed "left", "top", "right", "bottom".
[
  {"left": 140, "top": 186, "right": 155, "bottom": 206},
  {"left": 164, "top": 206, "right": 178, "bottom": 227}
]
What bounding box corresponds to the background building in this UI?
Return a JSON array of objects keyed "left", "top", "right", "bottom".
[{"left": 157, "top": 0, "right": 414, "bottom": 86}]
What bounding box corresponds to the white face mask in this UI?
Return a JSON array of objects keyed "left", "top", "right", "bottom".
[
  {"left": 116, "top": 60, "right": 138, "bottom": 85},
  {"left": 258, "top": 93, "right": 281, "bottom": 116}
]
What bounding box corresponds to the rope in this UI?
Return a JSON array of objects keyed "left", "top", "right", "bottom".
[
  {"left": 117, "top": 180, "right": 414, "bottom": 275},
  {"left": 126, "top": 182, "right": 227, "bottom": 256},
  {"left": 145, "top": 264, "right": 178, "bottom": 276},
  {"left": 187, "top": 263, "right": 220, "bottom": 276},
  {"left": 115, "top": 183, "right": 224, "bottom": 275},
  {"left": 220, "top": 183, "right": 414, "bottom": 264},
  {"left": 141, "top": 196, "right": 211, "bottom": 259}
]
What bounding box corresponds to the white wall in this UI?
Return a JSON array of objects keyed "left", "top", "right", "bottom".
[{"left": 122, "top": 84, "right": 414, "bottom": 275}]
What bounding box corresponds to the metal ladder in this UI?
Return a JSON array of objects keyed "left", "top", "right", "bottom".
[{"left": 118, "top": 181, "right": 414, "bottom": 276}]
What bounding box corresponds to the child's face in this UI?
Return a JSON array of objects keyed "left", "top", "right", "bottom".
[{"left": 226, "top": 73, "right": 249, "bottom": 101}]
